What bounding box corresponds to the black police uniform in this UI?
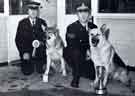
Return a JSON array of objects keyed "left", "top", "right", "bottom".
[
  {"left": 64, "top": 20, "right": 97, "bottom": 86},
  {"left": 15, "top": 17, "right": 47, "bottom": 75}
]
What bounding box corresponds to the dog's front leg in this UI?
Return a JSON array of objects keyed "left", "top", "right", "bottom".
[
  {"left": 43, "top": 56, "right": 51, "bottom": 82},
  {"left": 61, "top": 57, "right": 67, "bottom": 76},
  {"left": 93, "top": 66, "right": 99, "bottom": 87},
  {"left": 103, "top": 66, "right": 109, "bottom": 87},
  {"left": 103, "top": 46, "right": 114, "bottom": 87}
]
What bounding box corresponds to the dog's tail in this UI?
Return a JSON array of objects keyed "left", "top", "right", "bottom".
[
  {"left": 127, "top": 66, "right": 135, "bottom": 72},
  {"left": 113, "top": 52, "right": 126, "bottom": 67},
  {"left": 113, "top": 52, "right": 135, "bottom": 72}
]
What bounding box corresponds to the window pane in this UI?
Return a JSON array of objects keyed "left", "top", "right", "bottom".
[
  {"left": 0, "top": 0, "right": 4, "bottom": 13},
  {"left": 66, "top": 0, "right": 91, "bottom": 14},
  {"left": 9, "top": 0, "right": 31, "bottom": 15},
  {"left": 99, "top": 0, "right": 135, "bottom": 13}
]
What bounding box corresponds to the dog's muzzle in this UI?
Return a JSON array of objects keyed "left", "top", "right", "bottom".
[
  {"left": 46, "top": 36, "right": 51, "bottom": 40},
  {"left": 91, "top": 37, "right": 99, "bottom": 47}
]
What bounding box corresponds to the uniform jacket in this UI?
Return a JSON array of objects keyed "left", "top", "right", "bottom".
[
  {"left": 66, "top": 20, "right": 97, "bottom": 50},
  {"left": 15, "top": 17, "right": 47, "bottom": 58}
]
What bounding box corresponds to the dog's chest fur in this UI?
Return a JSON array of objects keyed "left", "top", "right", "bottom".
[
  {"left": 91, "top": 41, "right": 112, "bottom": 66},
  {"left": 46, "top": 35, "right": 64, "bottom": 60}
]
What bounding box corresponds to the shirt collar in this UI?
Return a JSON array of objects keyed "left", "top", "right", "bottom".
[{"left": 29, "top": 17, "right": 36, "bottom": 25}]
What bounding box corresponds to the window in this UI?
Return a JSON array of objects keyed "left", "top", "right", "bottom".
[
  {"left": 9, "top": 0, "right": 31, "bottom": 15},
  {"left": 66, "top": 0, "right": 91, "bottom": 14},
  {"left": 99, "top": 0, "right": 135, "bottom": 13},
  {"left": 0, "top": 0, "right": 4, "bottom": 13}
]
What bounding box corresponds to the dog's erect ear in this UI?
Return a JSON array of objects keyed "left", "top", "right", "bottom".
[
  {"left": 55, "top": 28, "right": 60, "bottom": 36},
  {"left": 100, "top": 24, "right": 110, "bottom": 40}
]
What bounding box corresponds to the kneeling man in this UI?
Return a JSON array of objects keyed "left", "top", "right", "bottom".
[
  {"left": 64, "top": 3, "right": 97, "bottom": 88},
  {"left": 15, "top": 1, "right": 47, "bottom": 75}
]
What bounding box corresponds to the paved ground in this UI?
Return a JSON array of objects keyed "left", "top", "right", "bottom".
[{"left": 0, "top": 66, "right": 135, "bottom": 96}]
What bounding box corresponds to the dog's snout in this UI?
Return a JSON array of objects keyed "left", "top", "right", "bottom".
[
  {"left": 92, "top": 37, "right": 99, "bottom": 44},
  {"left": 46, "top": 35, "right": 51, "bottom": 40},
  {"left": 91, "top": 37, "right": 99, "bottom": 47},
  {"left": 48, "top": 36, "right": 51, "bottom": 40}
]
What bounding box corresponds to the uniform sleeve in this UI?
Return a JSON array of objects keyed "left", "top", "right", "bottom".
[
  {"left": 66, "top": 25, "right": 77, "bottom": 47},
  {"left": 41, "top": 20, "right": 47, "bottom": 42},
  {"left": 15, "top": 21, "right": 25, "bottom": 57},
  {"left": 38, "top": 19, "right": 47, "bottom": 46}
]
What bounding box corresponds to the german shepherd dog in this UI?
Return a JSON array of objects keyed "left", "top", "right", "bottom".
[
  {"left": 43, "top": 27, "right": 67, "bottom": 82},
  {"left": 88, "top": 24, "right": 131, "bottom": 88}
]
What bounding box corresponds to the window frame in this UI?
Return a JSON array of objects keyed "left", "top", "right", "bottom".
[
  {"left": 3, "top": 0, "right": 28, "bottom": 16},
  {"left": 0, "top": 0, "right": 5, "bottom": 16},
  {"left": 92, "top": 0, "right": 135, "bottom": 19},
  {"left": 65, "top": 0, "right": 91, "bottom": 15}
]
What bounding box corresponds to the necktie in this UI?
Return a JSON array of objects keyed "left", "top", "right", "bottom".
[
  {"left": 32, "top": 20, "right": 35, "bottom": 26},
  {"left": 32, "top": 20, "right": 36, "bottom": 34}
]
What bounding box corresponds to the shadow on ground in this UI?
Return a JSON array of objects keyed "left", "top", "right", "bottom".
[{"left": 0, "top": 66, "right": 135, "bottom": 96}]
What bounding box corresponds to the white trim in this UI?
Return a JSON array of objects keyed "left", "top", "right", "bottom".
[
  {"left": 4, "top": 0, "right": 9, "bottom": 16},
  {"left": 91, "top": 0, "right": 98, "bottom": 24},
  {"left": 0, "top": 13, "right": 4, "bottom": 16},
  {"left": 94, "top": 13, "right": 135, "bottom": 19},
  {"left": 91, "top": 0, "right": 98, "bottom": 16}
]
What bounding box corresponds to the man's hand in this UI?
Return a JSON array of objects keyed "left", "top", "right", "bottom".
[
  {"left": 23, "top": 53, "right": 30, "bottom": 60},
  {"left": 67, "top": 33, "right": 76, "bottom": 39},
  {"left": 86, "top": 49, "right": 91, "bottom": 60}
]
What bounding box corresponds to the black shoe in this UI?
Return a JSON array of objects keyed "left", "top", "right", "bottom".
[
  {"left": 70, "top": 80, "right": 79, "bottom": 88},
  {"left": 22, "top": 71, "right": 33, "bottom": 76},
  {"left": 37, "top": 70, "right": 44, "bottom": 74}
]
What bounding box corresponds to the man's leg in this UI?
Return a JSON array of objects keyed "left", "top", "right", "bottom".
[
  {"left": 70, "top": 49, "right": 81, "bottom": 88},
  {"left": 35, "top": 47, "right": 46, "bottom": 74},
  {"left": 35, "top": 57, "right": 46, "bottom": 74},
  {"left": 63, "top": 47, "right": 81, "bottom": 88},
  {"left": 21, "top": 53, "right": 34, "bottom": 75},
  {"left": 21, "top": 59, "right": 34, "bottom": 75},
  {"left": 80, "top": 59, "right": 95, "bottom": 80}
]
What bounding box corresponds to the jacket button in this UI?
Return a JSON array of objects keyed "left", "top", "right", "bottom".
[{"left": 80, "top": 40, "right": 82, "bottom": 42}]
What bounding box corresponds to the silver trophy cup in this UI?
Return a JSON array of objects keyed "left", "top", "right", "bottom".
[{"left": 95, "top": 66, "right": 107, "bottom": 95}]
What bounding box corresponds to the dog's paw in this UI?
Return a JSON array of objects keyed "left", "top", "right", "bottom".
[
  {"left": 93, "top": 79, "right": 98, "bottom": 88},
  {"left": 43, "top": 75, "right": 48, "bottom": 83},
  {"left": 90, "top": 82, "right": 95, "bottom": 88}
]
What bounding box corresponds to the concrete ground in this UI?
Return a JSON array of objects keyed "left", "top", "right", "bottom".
[{"left": 0, "top": 66, "right": 135, "bottom": 96}]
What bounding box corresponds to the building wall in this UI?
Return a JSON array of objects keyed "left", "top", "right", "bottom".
[{"left": 0, "top": 16, "right": 8, "bottom": 63}]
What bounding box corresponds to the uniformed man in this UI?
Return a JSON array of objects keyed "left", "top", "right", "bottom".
[
  {"left": 15, "top": 1, "right": 47, "bottom": 75},
  {"left": 64, "top": 3, "right": 97, "bottom": 88}
]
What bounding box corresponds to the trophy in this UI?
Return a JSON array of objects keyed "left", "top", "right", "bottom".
[{"left": 95, "top": 66, "right": 107, "bottom": 95}]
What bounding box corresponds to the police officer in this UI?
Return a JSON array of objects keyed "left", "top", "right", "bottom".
[
  {"left": 15, "top": 1, "right": 47, "bottom": 75},
  {"left": 64, "top": 3, "right": 97, "bottom": 88}
]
